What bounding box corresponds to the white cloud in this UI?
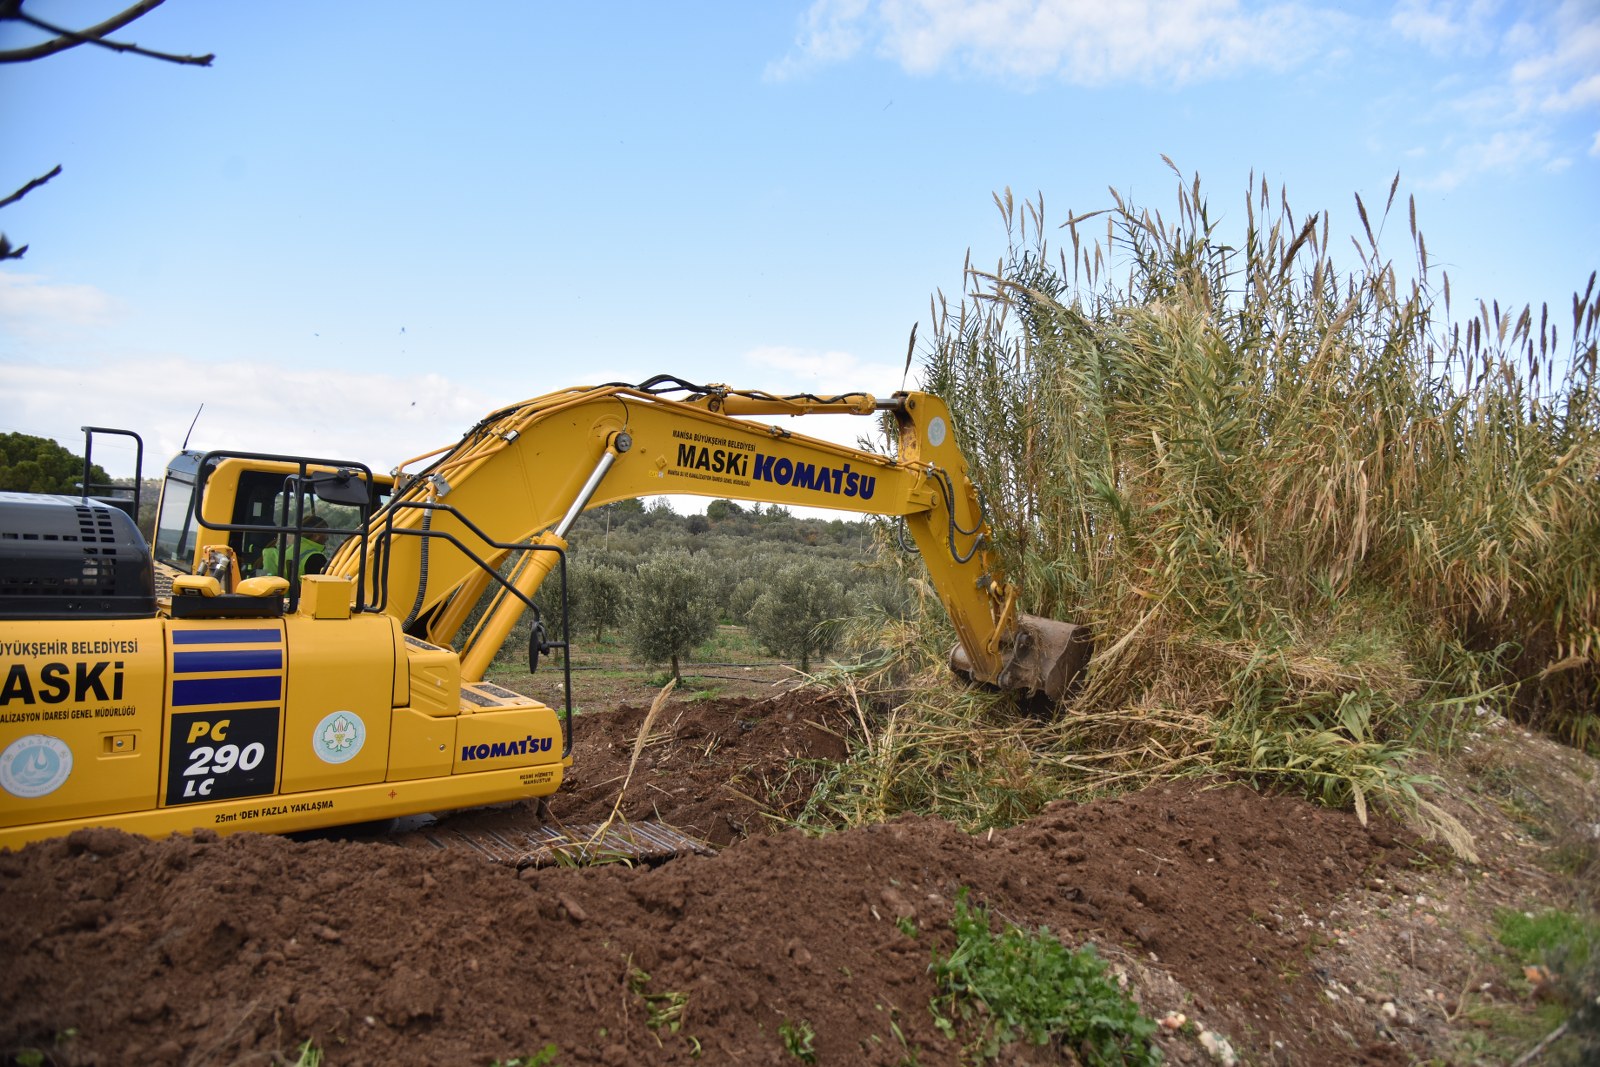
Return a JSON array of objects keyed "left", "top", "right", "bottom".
[
  {"left": 765, "top": 0, "right": 874, "bottom": 80},
  {"left": 1403, "top": 1, "right": 1600, "bottom": 188},
  {"left": 0, "top": 272, "right": 124, "bottom": 340},
  {"left": 1509, "top": 5, "right": 1600, "bottom": 92},
  {"left": 1390, "top": 0, "right": 1501, "bottom": 56},
  {"left": 1415, "top": 127, "right": 1550, "bottom": 192},
  {"left": 743, "top": 344, "right": 912, "bottom": 394},
  {"left": 1539, "top": 72, "right": 1600, "bottom": 113},
  {"left": 767, "top": 3, "right": 1598, "bottom": 192},
  {"left": 0, "top": 355, "right": 495, "bottom": 478},
  {"left": 769, "top": 0, "right": 1337, "bottom": 86}
]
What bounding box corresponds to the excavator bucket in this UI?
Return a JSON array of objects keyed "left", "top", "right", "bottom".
[{"left": 949, "top": 614, "right": 1092, "bottom": 703}]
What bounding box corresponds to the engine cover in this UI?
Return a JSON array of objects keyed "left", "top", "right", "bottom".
[{"left": 0, "top": 493, "right": 156, "bottom": 619}]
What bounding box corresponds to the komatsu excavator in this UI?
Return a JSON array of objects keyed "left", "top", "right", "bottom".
[{"left": 0, "top": 377, "right": 1087, "bottom": 857}]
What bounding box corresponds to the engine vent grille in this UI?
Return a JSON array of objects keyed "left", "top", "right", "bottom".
[{"left": 0, "top": 495, "right": 156, "bottom": 618}]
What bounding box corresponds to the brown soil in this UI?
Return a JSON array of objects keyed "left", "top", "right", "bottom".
[{"left": 0, "top": 692, "right": 1593, "bottom": 1066}]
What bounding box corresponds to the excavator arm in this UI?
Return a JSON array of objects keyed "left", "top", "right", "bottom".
[{"left": 328, "top": 377, "right": 1088, "bottom": 700}]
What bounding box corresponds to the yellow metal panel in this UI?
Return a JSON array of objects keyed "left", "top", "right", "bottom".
[
  {"left": 387, "top": 707, "right": 455, "bottom": 781},
  {"left": 389, "top": 621, "right": 408, "bottom": 709},
  {"left": 0, "top": 618, "right": 165, "bottom": 828},
  {"left": 278, "top": 613, "right": 397, "bottom": 794},
  {"left": 297, "top": 574, "right": 355, "bottom": 619},
  {"left": 404, "top": 637, "right": 462, "bottom": 717},
  {"left": 0, "top": 762, "right": 564, "bottom": 850},
  {"left": 452, "top": 706, "right": 563, "bottom": 774}
]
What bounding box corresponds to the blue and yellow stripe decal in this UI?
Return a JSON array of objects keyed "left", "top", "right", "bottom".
[{"left": 168, "top": 625, "right": 286, "bottom": 707}]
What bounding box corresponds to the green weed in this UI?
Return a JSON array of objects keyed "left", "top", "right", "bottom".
[
  {"left": 11, "top": 1028, "right": 78, "bottom": 1067},
  {"left": 779, "top": 1018, "right": 818, "bottom": 1063},
  {"left": 929, "top": 889, "right": 1160, "bottom": 1064},
  {"left": 490, "top": 1046, "right": 560, "bottom": 1067},
  {"left": 629, "top": 966, "right": 691, "bottom": 1045}
]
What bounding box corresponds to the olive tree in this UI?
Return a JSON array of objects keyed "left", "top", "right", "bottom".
[
  {"left": 747, "top": 558, "right": 849, "bottom": 672},
  {"left": 624, "top": 551, "right": 720, "bottom": 683},
  {"left": 567, "top": 558, "right": 628, "bottom": 643},
  {"left": 727, "top": 576, "right": 763, "bottom": 624}
]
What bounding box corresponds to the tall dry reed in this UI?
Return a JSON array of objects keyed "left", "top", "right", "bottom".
[{"left": 820, "top": 167, "right": 1597, "bottom": 839}]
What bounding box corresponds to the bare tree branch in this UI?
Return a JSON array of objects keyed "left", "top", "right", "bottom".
[
  {"left": 0, "top": 0, "right": 213, "bottom": 66},
  {"left": 0, "top": 164, "right": 61, "bottom": 258},
  {"left": 0, "top": 2, "right": 212, "bottom": 261},
  {"left": 0, "top": 164, "right": 62, "bottom": 210}
]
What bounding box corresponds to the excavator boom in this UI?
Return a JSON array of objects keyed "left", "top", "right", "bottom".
[{"left": 333, "top": 376, "right": 1087, "bottom": 698}]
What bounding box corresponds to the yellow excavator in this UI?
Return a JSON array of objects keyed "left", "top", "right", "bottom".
[{"left": 0, "top": 377, "right": 1087, "bottom": 857}]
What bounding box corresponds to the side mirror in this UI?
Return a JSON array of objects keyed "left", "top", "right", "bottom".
[
  {"left": 308, "top": 469, "right": 373, "bottom": 507},
  {"left": 527, "top": 618, "right": 554, "bottom": 673}
]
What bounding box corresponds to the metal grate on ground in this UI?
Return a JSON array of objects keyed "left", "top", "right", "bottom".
[{"left": 421, "top": 821, "right": 714, "bottom": 868}]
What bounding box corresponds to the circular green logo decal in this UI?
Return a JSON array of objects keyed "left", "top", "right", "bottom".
[{"left": 313, "top": 711, "right": 366, "bottom": 765}]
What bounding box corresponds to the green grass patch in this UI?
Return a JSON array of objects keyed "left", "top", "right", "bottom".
[
  {"left": 929, "top": 889, "right": 1160, "bottom": 1065},
  {"left": 1497, "top": 908, "right": 1598, "bottom": 958},
  {"left": 701, "top": 624, "right": 765, "bottom": 660},
  {"left": 1471, "top": 907, "right": 1600, "bottom": 1064},
  {"left": 1496, "top": 907, "right": 1598, "bottom": 975}
]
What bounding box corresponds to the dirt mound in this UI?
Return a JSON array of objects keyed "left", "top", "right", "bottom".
[
  {"left": 0, "top": 693, "right": 1589, "bottom": 1065},
  {"left": 0, "top": 786, "right": 1393, "bottom": 1066},
  {"left": 412, "top": 690, "right": 855, "bottom": 848}
]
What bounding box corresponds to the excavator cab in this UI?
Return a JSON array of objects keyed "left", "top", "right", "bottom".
[
  {"left": 152, "top": 447, "right": 573, "bottom": 684},
  {"left": 153, "top": 452, "right": 389, "bottom": 590}
]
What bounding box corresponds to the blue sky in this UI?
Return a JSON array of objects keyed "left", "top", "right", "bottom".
[{"left": 2, "top": 1, "right": 1596, "bottom": 494}]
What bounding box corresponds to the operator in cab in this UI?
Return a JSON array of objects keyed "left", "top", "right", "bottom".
[{"left": 260, "top": 513, "right": 330, "bottom": 577}]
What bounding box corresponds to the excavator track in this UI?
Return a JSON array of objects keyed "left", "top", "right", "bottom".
[{"left": 416, "top": 821, "right": 715, "bottom": 868}]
